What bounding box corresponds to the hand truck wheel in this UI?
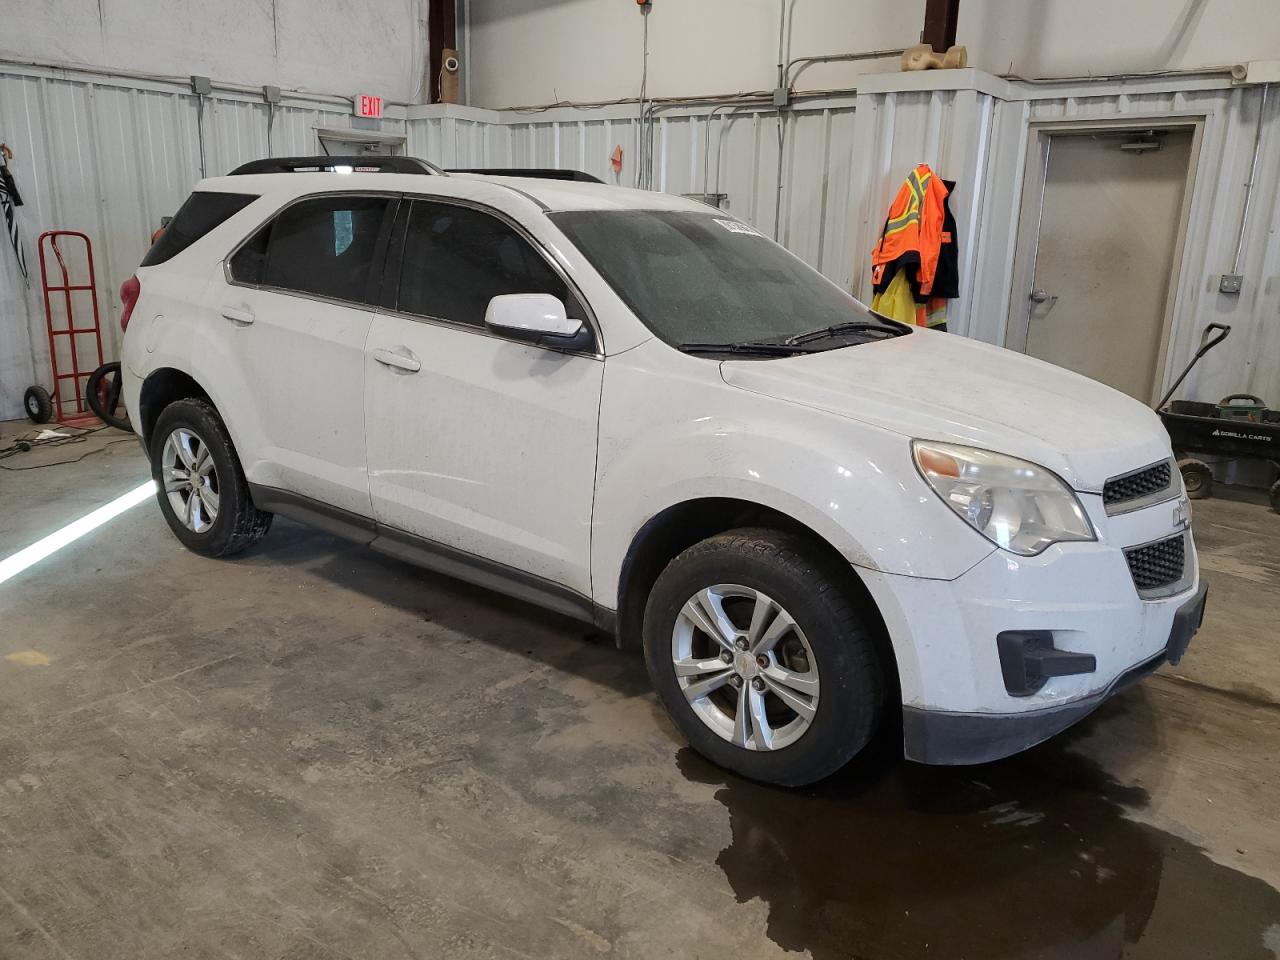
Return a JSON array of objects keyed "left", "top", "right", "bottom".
[{"left": 23, "top": 385, "right": 53, "bottom": 424}]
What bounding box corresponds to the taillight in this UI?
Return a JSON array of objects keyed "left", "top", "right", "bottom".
[{"left": 119, "top": 274, "right": 140, "bottom": 331}]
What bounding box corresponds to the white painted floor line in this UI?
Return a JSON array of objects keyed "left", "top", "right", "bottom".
[{"left": 0, "top": 480, "right": 156, "bottom": 587}]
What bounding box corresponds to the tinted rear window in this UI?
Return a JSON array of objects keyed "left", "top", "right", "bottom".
[{"left": 140, "top": 191, "right": 258, "bottom": 266}]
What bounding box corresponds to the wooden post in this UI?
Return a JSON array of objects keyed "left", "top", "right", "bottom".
[
  {"left": 428, "top": 0, "right": 458, "bottom": 103},
  {"left": 922, "top": 0, "right": 960, "bottom": 53}
]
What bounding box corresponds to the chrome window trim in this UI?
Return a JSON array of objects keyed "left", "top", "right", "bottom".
[
  {"left": 220, "top": 189, "right": 605, "bottom": 360},
  {"left": 1104, "top": 458, "right": 1180, "bottom": 516},
  {"left": 221, "top": 189, "right": 403, "bottom": 310},
  {"left": 393, "top": 192, "right": 605, "bottom": 360}
]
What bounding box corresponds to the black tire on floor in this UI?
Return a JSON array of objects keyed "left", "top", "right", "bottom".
[
  {"left": 149, "top": 398, "right": 272, "bottom": 557},
  {"left": 643, "top": 527, "right": 884, "bottom": 787},
  {"left": 1179, "top": 459, "right": 1214, "bottom": 500},
  {"left": 86, "top": 361, "right": 131, "bottom": 431},
  {"left": 23, "top": 385, "right": 53, "bottom": 424},
  {"left": 1269, "top": 480, "right": 1280, "bottom": 515}
]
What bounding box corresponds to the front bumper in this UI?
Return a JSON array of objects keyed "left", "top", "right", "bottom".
[
  {"left": 902, "top": 581, "right": 1207, "bottom": 764},
  {"left": 857, "top": 499, "right": 1203, "bottom": 764}
]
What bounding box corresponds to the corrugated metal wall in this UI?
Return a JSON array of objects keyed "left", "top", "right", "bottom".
[
  {"left": 0, "top": 63, "right": 406, "bottom": 418},
  {"left": 2, "top": 62, "right": 1277, "bottom": 424},
  {"left": 411, "top": 75, "right": 1279, "bottom": 413},
  {"left": 408, "top": 97, "right": 862, "bottom": 286}
]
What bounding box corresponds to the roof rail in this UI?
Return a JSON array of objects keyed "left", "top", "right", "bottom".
[
  {"left": 448, "top": 168, "right": 604, "bottom": 184},
  {"left": 227, "top": 156, "right": 445, "bottom": 176}
]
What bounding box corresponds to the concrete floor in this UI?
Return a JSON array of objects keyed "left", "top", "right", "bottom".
[{"left": 1, "top": 422, "right": 1278, "bottom": 960}]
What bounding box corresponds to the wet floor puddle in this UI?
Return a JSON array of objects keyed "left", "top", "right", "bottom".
[{"left": 677, "top": 736, "right": 1280, "bottom": 959}]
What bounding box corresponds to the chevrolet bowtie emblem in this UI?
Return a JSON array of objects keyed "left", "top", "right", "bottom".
[{"left": 1173, "top": 500, "right": 1191, "bottom": 531}]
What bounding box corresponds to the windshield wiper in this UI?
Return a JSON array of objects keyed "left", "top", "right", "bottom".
[
  {"left": 785, "top": 320, "right": 909, "bottom": 346},
  {"left": 678, "top": 341, "right": 817, "bottom": 357}
]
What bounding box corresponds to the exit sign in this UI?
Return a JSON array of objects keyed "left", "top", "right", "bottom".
[{"left": 354, "top": 94, "right": 384, "bottom": 119}]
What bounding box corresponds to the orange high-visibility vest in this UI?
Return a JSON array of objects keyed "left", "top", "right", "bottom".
[{"left": 870, "top": 164, "right": 956, "bottom": 327}]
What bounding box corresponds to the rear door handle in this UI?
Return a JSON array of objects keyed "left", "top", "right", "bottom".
[
  {"left": 373, "top": 347, "right": 422, "bottom": 373},
  {"left": 221, "top": 305, "right": 255, "bottom": 325}
]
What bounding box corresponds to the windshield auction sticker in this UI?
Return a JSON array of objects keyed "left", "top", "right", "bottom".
[{"left": 714, "top": 218, "right": 762, "bottom": 236}]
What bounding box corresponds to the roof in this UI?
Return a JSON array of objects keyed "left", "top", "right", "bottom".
[{"left": 197, "top": 169, "right": 714, "bottom": 215}]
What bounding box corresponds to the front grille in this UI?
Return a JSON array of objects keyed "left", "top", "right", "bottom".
[
  {"left": 1125, "top": 534, "right": 1186, "bottom": 594},
  {"left": 1104, "top": 461, "right": 1173, "bottom": 511}
]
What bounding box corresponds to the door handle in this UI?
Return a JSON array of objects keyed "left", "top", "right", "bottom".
[
  {"left": 1029, "top": 289, "right": 1059, "bottom": 306},
  {"left": 221, "top": 305, "right": 255, "bottom": 325},
  {"left": 373, "top": 347, "right": 421, "bottom": 373}
]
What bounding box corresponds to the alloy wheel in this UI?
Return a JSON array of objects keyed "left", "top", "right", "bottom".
[
  {"left": 671, "top": 583, "right": 820, "bottom": 751},
  {"left": 161, "top": 427, "right": 220, "bottom": 533}
]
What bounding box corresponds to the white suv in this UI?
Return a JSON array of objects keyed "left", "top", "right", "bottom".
[{"left": 120, "top": 156, "right": 1206, "bottom": 786}]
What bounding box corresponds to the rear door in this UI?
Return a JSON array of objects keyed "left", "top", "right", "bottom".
[
  {"left": 222, "top": 192, "right": 397, "bottom": 515},
  {"left": 363, "top": 196, "right": 603, "bottom": 596}
]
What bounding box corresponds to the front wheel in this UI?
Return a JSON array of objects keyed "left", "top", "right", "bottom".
[
  {"left": 643, "top": 528, "right": 884, "bottom": 787},
  {"left": 150, "top": 399, "right": 272, "bottom": 557}
]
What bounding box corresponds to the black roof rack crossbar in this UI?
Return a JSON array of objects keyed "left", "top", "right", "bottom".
[
  {"left": 228, "top": 156, "right": 445, "bottom": 176},
  {"left": 448, "top": 168, "right": 604, "bottom": 184}
]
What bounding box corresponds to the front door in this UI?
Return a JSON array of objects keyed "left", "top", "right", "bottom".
[
  {"left": 364, "top": 197, "right": 603, "bottom": 596},
  {"left": 1018, "top": 129, "right": 1193, "bottom": 400}
]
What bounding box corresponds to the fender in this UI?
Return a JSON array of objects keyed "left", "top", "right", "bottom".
[{"left": 590, "top": 340, "right": 995, "bottom": 611}]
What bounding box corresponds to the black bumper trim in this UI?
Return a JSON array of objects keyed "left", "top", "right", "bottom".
[{"left": 903, "top": 582, "right": 1208, "bottom": 765}]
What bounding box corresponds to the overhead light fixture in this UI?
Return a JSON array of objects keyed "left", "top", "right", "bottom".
[{"left": 0, "top": 480, "right": 155, "bottom": 586}]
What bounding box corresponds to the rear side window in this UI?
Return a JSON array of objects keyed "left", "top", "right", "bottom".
[
  {"left": 141, "top": 191, "right": 257, "bottom": 266},
  {"left": 229, "top": 195, "right": 394, "bottom": 304},
  {"left": 397, "top": 200, "right": 574, "bottom": 326}
]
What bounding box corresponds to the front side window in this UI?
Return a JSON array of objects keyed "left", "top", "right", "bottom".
[
  {"left": 397, "top": 200, "right": 575, "bottom": 327},
  {"left": 229, "top": 195, "right": 393, "bottom": 304},
  {"left": 550, "top": 210, "right": 900, "bottom": 352}
]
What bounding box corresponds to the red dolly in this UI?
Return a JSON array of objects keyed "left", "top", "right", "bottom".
[{"left": 23, "top": 230, "right": 107, "bottom": 426}]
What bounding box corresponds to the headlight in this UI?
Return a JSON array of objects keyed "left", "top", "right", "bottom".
[{"left": 912, "top": 441, "right": 1095, "bottom": 556}]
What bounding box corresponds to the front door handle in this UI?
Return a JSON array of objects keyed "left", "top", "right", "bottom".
[
  {"left": 373, "top": 347, "right": 422, "bottom": 373},
  {"left": 221, "top": 305, "right": 255, "bottom": 325}
]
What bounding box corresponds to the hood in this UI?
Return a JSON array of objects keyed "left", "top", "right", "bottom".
[{"left": 719, "top": 328, "right": 1171, "bottom": 492}]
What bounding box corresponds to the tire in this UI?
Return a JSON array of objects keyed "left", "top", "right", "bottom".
[
  {"left": 23, "top": 385, "right": 53, "bottom": 424},
  {"left": 86, "top": 362, "right": 131, "bottom": 431},
  {"left": 1269, "top": 480, "right": 1280, "bottom": 515},
  {"left": 643, "top": 528, "right": 884, "bottom": 787},
  {"left": 149, "top": 399, "right": 272, "bottom": 557},
  {"left": 1179, "top": 459, "right": 1214, "bottom": 500}
]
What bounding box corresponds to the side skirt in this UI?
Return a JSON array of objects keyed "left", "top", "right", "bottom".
[{"left": 249, "top": 485, "right": 617, "bottom": 635}]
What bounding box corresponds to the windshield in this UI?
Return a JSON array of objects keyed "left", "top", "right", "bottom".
[{"left": 549, "top": 209, "right": 899, "bottom": 351}]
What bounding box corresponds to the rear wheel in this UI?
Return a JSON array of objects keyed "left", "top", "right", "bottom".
[
  {"left": 1179, "top": 459, "right": 1214, "bottom": 500},
  {"left": 150, "top": 399, "right": 271, "bottom": 557},
  {"left": 643, "top": 528, "right": 884, "bottom": 787}
]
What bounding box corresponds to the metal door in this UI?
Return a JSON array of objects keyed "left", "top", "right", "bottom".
[{"left": 1020, "top": 130, "right": 1193, "bottom": 400}]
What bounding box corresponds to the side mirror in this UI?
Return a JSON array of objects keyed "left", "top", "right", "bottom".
[{"left": 485, "top": 294, "right": 592, "bottom": 352}]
